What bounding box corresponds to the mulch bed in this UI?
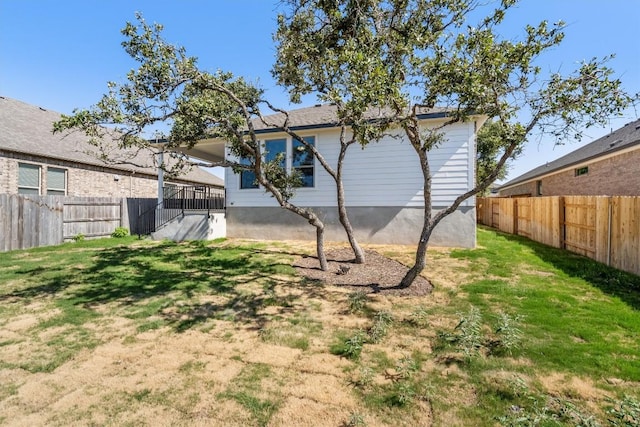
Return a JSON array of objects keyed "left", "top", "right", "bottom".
[{"left": 293, "top": 248, "right": 432, "bottom": 296}]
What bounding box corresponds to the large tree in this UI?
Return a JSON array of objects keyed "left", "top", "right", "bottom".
[
  {"left": 53, "top": 15, "right": 333, "bottom": 269},
  {"left": 273, "top": 0, "right": 636, "bottom": 288}
]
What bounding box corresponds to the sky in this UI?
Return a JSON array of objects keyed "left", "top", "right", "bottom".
[{"left": 1, "top": 0, "right": 639, "bottom": 183}]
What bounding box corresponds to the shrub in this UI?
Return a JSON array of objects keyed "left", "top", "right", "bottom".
[
  {"left": 608, "top": 395, "right": 640, "bottom": 426},
  {"left": 331, "top": 331, "right": 366, "bottom": 360},
  {"left": 368, "top": 311, "right": 393, "bottom": 343},
  {"left": 408, "top": 305, "right": 430, "bottom": 327},
  {"left": 347, "top": 291, "right": 368, "bottom": 313},
  {"left": 72, "top": 233, "right": 85, "bottom": 242},
  {"left": 346, "top": 412, "right": 366, "bottom": 426},
  {"left": 454, "top": 306, "right": 483, "bottom": 357},
  {"left": 111, "top": 227, "right": 129, "bottom": 238},
  {"left": 493, "top": 312, "right": 524, "bottom": 355}
]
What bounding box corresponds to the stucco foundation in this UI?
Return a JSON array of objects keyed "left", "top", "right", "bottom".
[{"left": 227, "top": 206, "right": 476, "bottom": 248}]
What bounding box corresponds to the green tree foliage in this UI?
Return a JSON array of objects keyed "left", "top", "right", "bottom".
[
  {"left": 274, "top": 0, "right": 636, "bottom": 287},
  {"left": 53, "top": 14, "right": 329, "bottom": 270},
  {"left": 475, "top": 120, "right": 516, "bottom": 195}
]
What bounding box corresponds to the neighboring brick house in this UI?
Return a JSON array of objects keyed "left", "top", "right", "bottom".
[
  {"left": 498, "top": 119, "right": 640, "bottom": 197},
  {"left": 0, "top": 96, "right": 223, "bottom": 197}
]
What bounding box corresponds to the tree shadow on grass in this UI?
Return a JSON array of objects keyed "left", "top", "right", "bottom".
[
  {"left": 495, "top": 231, "right": 640, "bottom": 311},
  {"left": 1, "top": 240, "right": 328, "bottom": 332}
]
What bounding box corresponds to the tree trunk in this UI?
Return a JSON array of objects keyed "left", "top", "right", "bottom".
[
  {"left": 315, "top": 223, "right": 328, "bottom": 271},
  {"left": 336, "top": 140, "right": 365, "bottom": 264},
  {"left": 400, "top": 117, "right": 434, "bottom": 288},
  {"left": 399, "top": 226, "right": 432, "bottom": 288},
  {"left": 337, "top": 197, "right": 365, "bottom": 264},
  {"left": 269, "top": 119, "right": 365, "bottom": 265},
  {"left": 261, "top": 180, "right": 329, "bottom": 271}
]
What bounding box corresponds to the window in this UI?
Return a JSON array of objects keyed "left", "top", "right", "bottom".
[
  {"left": 536, "top": 180, "right": 543, "bottom": 196},
  {"left": 292, "top": 136, "right": 315, "bottom": 187},
  {"left": 575, "top": 166, "right": 588, "bottom": 176},
  {"left": 46, "top": 167, "right": 66, "bottom": 195},
  {"left": 264, "top": 138, "right": 287, "bottom": 166},
  {"left": 18, "top": 163, "right": 41, "bottom": 194},
  {"left": 240, "top": 139, "right": 286, "bottom": 190},
  {"left": 239, "top": 156, "right": 258, "bottom": 189},
  {"left": 239, "top": 137, "right": 315, "bottom": 189}
]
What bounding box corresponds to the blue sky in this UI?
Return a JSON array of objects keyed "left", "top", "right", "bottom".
[{"left": 1, "top": 0, "right": 639, "bottom": 183}]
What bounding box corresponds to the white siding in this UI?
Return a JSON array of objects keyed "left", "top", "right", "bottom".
[{"left": 225, "top": 120, "right": 476, "bottom": 208}]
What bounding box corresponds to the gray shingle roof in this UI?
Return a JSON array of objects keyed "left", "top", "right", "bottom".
[
  {"left": 0, "top": 96, "right": 223, "bottom": 187},
  {"left": 251, "top": 104, "right": 450, "bottom": 133},
  {"left": 499, "top": 118, "right": 640, "bottom": 189}
]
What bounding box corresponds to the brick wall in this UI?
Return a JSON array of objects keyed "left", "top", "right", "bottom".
[
  {"left": 1, "top": 151, "right": 160, "bottom": 198},
  {"left": 498, "top": 181, "right": 537, "bottom": 197},
  {"left": 499, "top": 148, "right": 640, "bottom": 197}
]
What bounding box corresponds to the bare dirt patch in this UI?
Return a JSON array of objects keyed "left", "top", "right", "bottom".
[{"left": 293, "top": 249, "right": 433, "bottom": 296}]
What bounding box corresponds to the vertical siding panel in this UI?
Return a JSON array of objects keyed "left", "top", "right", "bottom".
[
  {"left": 612, "top": 197, "right": 640, "bottom": 275},
  {"left": 498, "top": 198, "right": 513, "bottom": 234},
  {"left": 0, "top": 195, "right": 6, "bottom": 251},
  {"left": 564, "top": 196, "right": 573, "bottom": 252},
  {"left": 594, "top": 197, "right": 610, "bottom": 265},
  {"left": 552, "top": 196, "right": 561, "bottom": 248},
  {"left": 530, "top": 198, "right": 539, "bottom": 244},
  {"left": 610, "top": 197, "right": 621, "bottom": 270},
  {"left": 634, "top": 197, "right": 640, "bottom": 276},
  {"left": 24, "top": 197, "right": 34, "bottom": 249},
  {"left": 610, "top": 197, "right": 625, "bottom": 273}
]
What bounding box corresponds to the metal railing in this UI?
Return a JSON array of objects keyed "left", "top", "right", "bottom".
[{"left": 137, "top": 186, "right": 225, "bottom": 237}]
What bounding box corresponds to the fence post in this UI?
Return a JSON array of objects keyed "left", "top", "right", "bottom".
[
  {"left": 513, "top": 198, "right": 518, "bottom": 235},
  {"left": 607, "top": 197, "right": 613, "bottom": 267},
  {"left": 558, "top": 196, "right": 565, "bottom": 250},
  {"left": 119, "top": 198, "right": 125, "bottom": 228}
]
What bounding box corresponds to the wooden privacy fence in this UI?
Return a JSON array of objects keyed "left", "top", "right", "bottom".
[
  {"left": 0, "top": 195, "right": 157, "bottom": 252},
  {"left": 477, "top": 196, "right": 640, "bottom": 276}
]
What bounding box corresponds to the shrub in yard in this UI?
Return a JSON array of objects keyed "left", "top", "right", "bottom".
[
  {"left": 492, "top": 312, "right": 524, "bottom": 356},
  {"left": 346, "top": 412, "right": 366, "bottom": 427},
  {"left": 347, "top": 291, "right": 368, "bottom": 313},
  {"left": 608, "top": 395, "right": 640, "bottom": 426},
  {"left": 331, "top": 330, "right": 366, "bottom": 360},
  {"left": 435, "top": 306, "right": 483, "bottom": 357},
  {"left": 408, "top": 305, "right": 430, "bottom": 327},
  {"left": 367, "top": 311, "right": 393, "bottom": 343},
  {"left": 111, "top": 227, "right": 129, "bottom": 238},
  {"left": 436, "top": 306, "right": 524, "bottom": 358},
  {"left": 72, "top": 233, "right": 85, "bottom": 242}
]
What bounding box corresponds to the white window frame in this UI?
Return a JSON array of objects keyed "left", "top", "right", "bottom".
[
  {"left": 238, "top": 135, "right": 316, "bottom": 190},
  {"left": 17, "top": 163, "right": 41, "bottom": 195},
  {"left": 46, "top": 167, "right": 67, "bottom": 196},
  {"left": 291, "top": 136, "right": 315, "bottom": 188}
]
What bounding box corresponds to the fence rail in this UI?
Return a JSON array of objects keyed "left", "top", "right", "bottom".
[
  {"left": 0, "top": 195, "right": 157, "bottom": 252},
  {"left": 477, "top": 196, "right": 640, "bottom": 276}
]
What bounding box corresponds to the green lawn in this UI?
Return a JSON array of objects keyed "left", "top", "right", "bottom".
[{"left": 0, "top": 228, "right": 638, "bottom": 426}]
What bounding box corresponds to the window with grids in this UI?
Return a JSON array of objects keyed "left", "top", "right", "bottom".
[
  {"left": 18, "top": 163, "right": 41, "bottom": 195},
  {"left": 240, "top": 139, "right": 287, "bottom": 189},
  {"left": 292, "top": 136, "right": 314, "bottom": 187},
  {"left": 46, "top": 167, "right": 67, "bottom": 195}
]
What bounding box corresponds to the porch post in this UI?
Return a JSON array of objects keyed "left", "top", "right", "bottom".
[{"left": 157, "top": 149, "right": 164, "bottom": 209}]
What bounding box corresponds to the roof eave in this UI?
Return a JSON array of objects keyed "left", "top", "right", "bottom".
[{"left": 499, "top": 139, "right": 640, "bottom": 190}]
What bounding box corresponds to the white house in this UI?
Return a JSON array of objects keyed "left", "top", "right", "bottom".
[{"left": 182, "top": 104, "right": 485, "bottom": 248}]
